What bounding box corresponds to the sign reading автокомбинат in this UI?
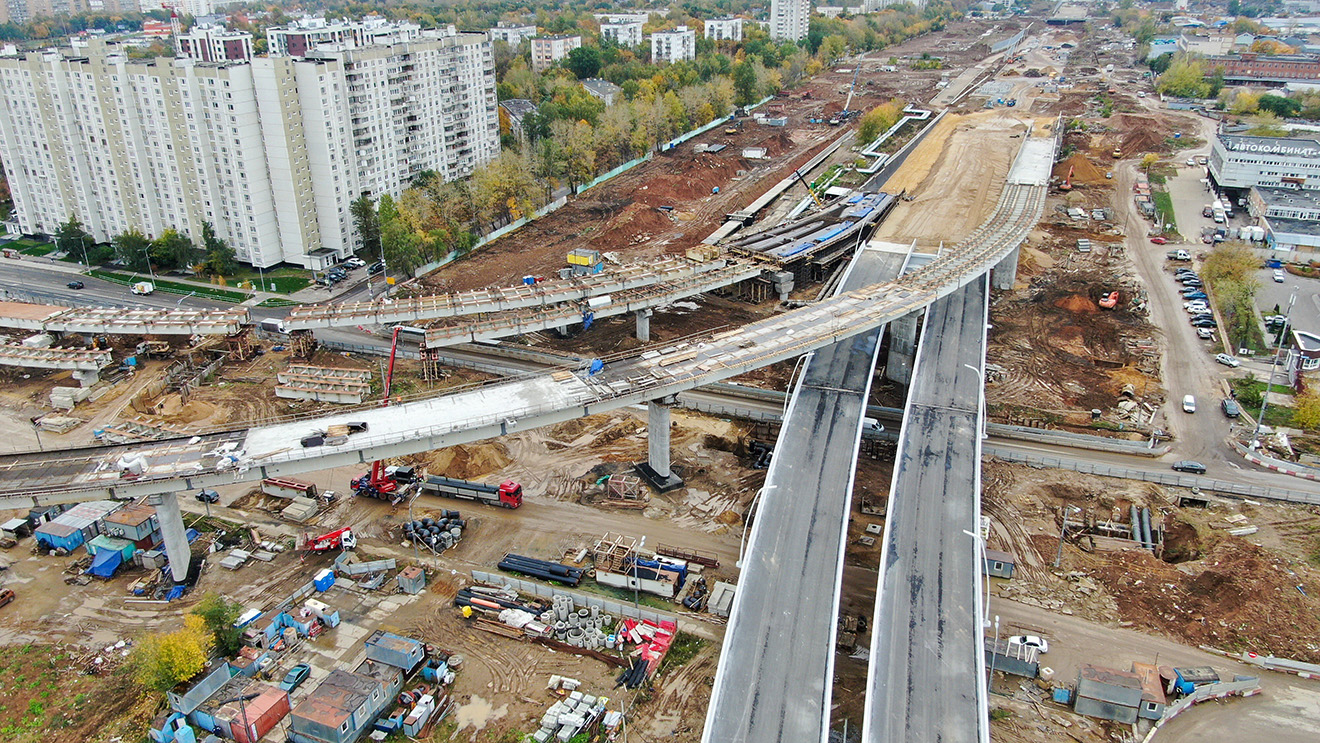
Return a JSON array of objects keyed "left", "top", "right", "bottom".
[{"left": 1222, "top": 135, "right": 1320, "bottom": 159}]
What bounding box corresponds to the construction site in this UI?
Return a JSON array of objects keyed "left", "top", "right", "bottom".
[{"left": 0, "top": 17, "right": 1319, "bottom": 743}]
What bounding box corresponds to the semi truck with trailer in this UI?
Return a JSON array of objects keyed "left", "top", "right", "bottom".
[{"left": 418, "top": 475, "right": 523, "bottom": 509}]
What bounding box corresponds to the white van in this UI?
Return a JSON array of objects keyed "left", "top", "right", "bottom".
[
  {"left": 862, "top": 417, "right": 885, "bottom": 434},
  {"left": 1182, "top": 395, "right": 1196, "bottom": 413}
]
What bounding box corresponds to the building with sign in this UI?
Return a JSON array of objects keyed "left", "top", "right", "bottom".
[{"left": 1208, "top": 133, "right": 1320, "bottom": 203}]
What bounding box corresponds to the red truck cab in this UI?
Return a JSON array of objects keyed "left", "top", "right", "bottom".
[{"left": 499, "top": 481, "right": 523, "bottom": 508}]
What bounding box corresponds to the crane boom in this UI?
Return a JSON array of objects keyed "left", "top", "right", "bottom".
[
  {"left": 793, "top": 168, "right": 826, "bottom": 209},
  {"left": 843, "top": 66, "right": 860, "bottom": 114}
]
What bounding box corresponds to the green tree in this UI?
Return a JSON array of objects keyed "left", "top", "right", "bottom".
[
  {"left": 378, "top": 194, "right": 424, "bottom": 276},
  {"left": 1156, "top": 53, "right": 1210, "bottom": 98},
  {"left": 112, "top": 228, "right": 152, "bottom": 272},
  {"left": 151, "top": 228, "right": 199, "bottom": 271},
  {"left": 565, "top": 45, "right": 602, "bottom": 79},
  {"left": 1294, "top": 390, "right": 1320, "bottom": 431},
  {"left": 191, "top": 593, "right": 243, "bottom": 657},
  {"left": 351, "top": 194, "right": 380, "bottom": 260},
  {"left": 199, "top": 221, "right": 238, "bottom": 276},
  {"left": 55, "top": 215, "right": 96, "bottom": 264},
  {"left": 1258, "top": 94, "right": 1302, "bottom": 118},
  {"left": 817, "top": 35, "right": 847, "bottom": 67},
  {"left": 732, "top": 61, "right": 758, "bottom": 106},
  {"left": 128, "top": 615, "right": 213, "bottom": 692},
  {"left": 857, "top": 99, "right": 905, "bottom": 143}
]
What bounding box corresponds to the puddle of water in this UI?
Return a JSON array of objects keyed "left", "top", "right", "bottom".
[{"left": 453, "top": 695, "right": 509, "bottom": 733}]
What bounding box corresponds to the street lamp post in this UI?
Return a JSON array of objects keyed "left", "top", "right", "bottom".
[
  {"left": 1254, "top": 287, "right": 1298, "bottom": 445},
  {"left": 963, "top": 528, "right": 991, "bottom": 628},
  {"left": 1054, "top": 505, "right": 1081, "bottom": 568},
  {"left": 962, "top": 363, "right": 988, "bottom": 439}
]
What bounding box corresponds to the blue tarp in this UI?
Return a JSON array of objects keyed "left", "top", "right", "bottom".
[
  {"left": 86, "top": 548, "right": 123, "bottom": 578},
  {"left": 186, "top": 528, "right": 200, "bottom": 543},
  {"left": 165, "top": 585, "right": 186, "bottom": 601}
]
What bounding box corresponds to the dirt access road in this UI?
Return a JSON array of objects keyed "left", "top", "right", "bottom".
[{"left": 988, "top": 597, "right": 1320, "bottom": 743}]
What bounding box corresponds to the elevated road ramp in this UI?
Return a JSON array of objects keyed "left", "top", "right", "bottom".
[
  {"left": 0, "top": 344, "right": 114, "bottom": 371},
  {"left": 0, "top": 301, "right": 248, "bottom": 335},
  {"left": 703, "top": 240, "right": 912, "bottom": 743},
  {"left": 863, "top": 276, "right": 991, "bottom": 743}
]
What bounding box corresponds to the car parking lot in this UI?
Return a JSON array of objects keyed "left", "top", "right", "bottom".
[{"left": 1256, "top": 267, "right": 1320, "bottom": 341}]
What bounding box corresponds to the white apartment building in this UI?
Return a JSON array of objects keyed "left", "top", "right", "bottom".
[
  {"left": 0, "top": 29, "right": 498, "bottom": 268},
  {"left": 160, "top": 0, "right": 213, "bottom": 16},
  {"left": 704, "top": 17, "right": 744, "bottom": 42},
  {"left": 488, "top": 22, "right": 537, "bottom": 46},
  {"left": 530, "top": 35, "right": 581, "bottom": 73},
  {"left": 651, "top": 26, "right": 695, "bottom": 64},
  {"left": 176, "top": 24, "right": 254, "bottom": 62},
  {"left": 592, "top": 11, "right": 655, "bottom": 25},
  {"left": 770, "top": 0, "right": 810, "bottom": 42},
  {"left": 267, "top": 15, "right": 422, "bottom": 57},
  {"left": 601, "top": 20, "right": 644, "bottom": 47}
]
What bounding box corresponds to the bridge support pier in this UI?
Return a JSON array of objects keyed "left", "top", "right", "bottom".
[
  {"left": 635, "top": 398, "right": 684, "bottom": 491},
  {"left": 885, "top": 310, "right": 922, "bottom": 386},
  {"left": 992, "top": 246, "right": 1020, "bottom": 291},
  {"left": 635, "top": 309, "right": 652, "bottom": 342},
  {"left": 148, "top": 491, "right": 191, "bottom": 583},
  {"left": 72, "top": 369, "right": 99, "bottom": 387}
]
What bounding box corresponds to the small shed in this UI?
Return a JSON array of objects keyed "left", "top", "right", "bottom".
[
  {"left": 101, "top": 503, "right": 161, "bottom": 547},
  {"left": 984, "top": 637, "right": 1039, "bottom": 678},
  {"left": 1, "top": 517, "right": 32, "bottom": 539},
  {"left": 1171, "top": 666, "right": 1220, "bottom": 695},
  {"left": 1074, "top": 664, "right": 1143, "bottom": 723},
  {"left": 709, "top": 581, "right": 736, "bottom": 617},
  {"left": 1130, "top": 662, "right": 1167, "bottom": 720},
  {"left": 217, "top": 686, "right": 290, "bottom": 743},
  {"left": 364, "top": 630, "right": 425, "bottom": 675},
  {"left": 87, "top": 534, "right": 137, "bottom": 560},
  {"left": 397, "top": 565, "right": 426, "bottom": 594},
  {"left": 982, "top": 549, "right": 1015, "bottom": 579},
  {"left": 34, "top": 521, "right": 85, "bottom": 552}
]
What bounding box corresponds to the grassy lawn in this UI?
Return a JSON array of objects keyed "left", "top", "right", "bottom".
[
  {"left": 257, "top": 297, "right": 302, "bottom": 308},
  {"left": 222, "top": 266, "right": 313, "bottom": 294},
  {"left": 1151, "top": 191, "right": 1177, "bottom": 234},
  {"left": 89, "top": 269, "right": 250, "bottom": 303},
  {"left": 8, "top": 237, "right": 55, "bottom": 256},
  {"left": 1229, "top": 377, "right": 1296, "bottom": 427}
]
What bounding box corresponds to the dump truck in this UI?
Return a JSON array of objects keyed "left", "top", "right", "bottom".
[{"left": 418, "top": 475, "right": 523, "bottom": 509}]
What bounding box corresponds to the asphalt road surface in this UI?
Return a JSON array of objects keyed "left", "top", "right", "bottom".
[
  {"left": 865, "top": 277, "right": 988, "bottom": 743},
  {"left": 703, "top": 244, "right": 906, "bottom": 743}
]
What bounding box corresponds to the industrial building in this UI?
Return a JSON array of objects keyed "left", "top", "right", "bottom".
[
  {"left": 1209, "top": 133, "right": 1320, "bottom": 197},
  {"left": 0, "top": 24, "right": 498, "bottom": 268},
  {"left": 1207, "top": 52, "right": 1320, "bottom": 85},
  {"left": 1247, "top": 186, "right": 1320, "bottom": 253}
]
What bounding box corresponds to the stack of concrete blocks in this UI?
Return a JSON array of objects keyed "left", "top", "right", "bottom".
[
  {"left": 539, "top": 595, "right": 617, "bottom": 650},
  {"left": 50, "top": 386, "right": 94, "bottom": 410},
  {"left": 280, "top": 498, "right": 319, "bottom": 522},
  {"left": 530, "top": 688, "right": 609, "bottom": 743}
]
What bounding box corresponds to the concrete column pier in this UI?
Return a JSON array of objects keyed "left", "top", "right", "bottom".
[
  {"left": 885, "top": 310, "right": 922, "bottom": 385},
  {"left": 635, "top": 397, "right": 684, "bottom": 491},
  {"left": 992, "top": 246, "right": 1020, "bottom": 291},
  {"left": 72, "top": 369, "right": 99, "bottom": 387},
  {"left": 149, "top": 491, "right": 191, "bottom": 582},
  {"left": 635, "top": 309, "right": 653, "bottom": 342}
]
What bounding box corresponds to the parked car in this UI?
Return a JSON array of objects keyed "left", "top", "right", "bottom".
[
  {"left": 343, "top": 257, "right": 366, "bottom": 268},
  {"left": 1183, "top": 291, "right": 1207, "bottom": 300},
  {"left": 1181, "top": 279, "right": 1203, "bottom": 288},
  {"left": 1008, "top": 635, "right": 1049, "bottom": 654},
  {"left": 280, "top": 663, "right": 312, "bottom": 692},
  {"left": 1197, "top": 327, "right": 1216, "bottom": 339},
  {"left": 1222, "top": 398, "right": 1242, "bottom": 418},
  {"left": 1214, "top": 353, "right": 1241, "bottom": 367},
  {"left": 196, "top": 489, "right": 220, "bottom": 504},
  {"left": 1150, "top": 236, "right": 1169, "bottom": 244},
  {"left": 1182, "top": 394, "right": 1197, "bottom": 413},
  {"left": 368, "top": 261, "right": 385, "bottom": 275},
  {"left": 0, "top": 588, "right": 14, "bottom": 609},
  {"left": 1191, "top": 318, "right": 1218, "bottom": 328},
  {"left": 1274, "top": 269, "right": 1286, "bottom": 283},
  {"left": 66, "top": 280, "right": 84, "bottom": 289},
  {"left": 1172, "top": 460, "right": 1207, "bottom": 474}
]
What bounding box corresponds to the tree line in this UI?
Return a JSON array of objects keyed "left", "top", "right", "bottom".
[{"left": 56, "top": 215, "right": 238, "bottom": 277}]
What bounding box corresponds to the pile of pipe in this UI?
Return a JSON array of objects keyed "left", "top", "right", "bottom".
[
  {"left": 402, "top": 511, "right": 465, "bottom": 553},
  {"left": 537, "top": 595, "right": 617, "bottom": 650},
  {"left": 498, "top": 554, "right": 585, "bottom": 587},
  {"left": 615, "top": 657, "right": 650, "bottom": 690},
  {"left": 454, "top": 584, "right": 541, "bottom": 614}
]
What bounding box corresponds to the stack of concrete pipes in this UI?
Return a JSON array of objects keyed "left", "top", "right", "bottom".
[{"left": 539, "top": 595, "right": 620, "bottom": 650}]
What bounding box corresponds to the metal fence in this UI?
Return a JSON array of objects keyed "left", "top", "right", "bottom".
[
  {"left": 986, "top": 446, "right": 1320, "bottom": 504},
  {"left": 471, "top": 569, "right": 680, "bottom": 627}
]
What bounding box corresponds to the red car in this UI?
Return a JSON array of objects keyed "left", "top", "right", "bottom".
[{"left": 1150, "top": 237, "right": 1168, "bottom": 244}]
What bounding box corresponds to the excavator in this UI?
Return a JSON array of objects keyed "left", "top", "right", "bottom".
[
  {"left": 302, "top": 526, "right": 357, "bottom": 552},
  {"left": 1059, "top": 165, "right": 1074, "bottom": 191},
  {"left": 1099, "top": 291, "right": 1120, "bottom": 310}
]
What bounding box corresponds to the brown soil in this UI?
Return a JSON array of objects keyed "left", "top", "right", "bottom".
[
  {"left": 411, "top": 442, "right": 513, "bottom": 481},
  {"left": 1052, "top": 152, "right": 1107, "bottom": 186}
]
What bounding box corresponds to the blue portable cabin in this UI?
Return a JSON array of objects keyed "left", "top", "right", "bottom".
[{"left": 34, "top": 522, "right": 85, "bottom": 552}]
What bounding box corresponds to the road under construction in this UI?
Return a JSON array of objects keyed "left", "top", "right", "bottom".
[{"left": 0, "top": 117, "right": 1055, "bottom": 743}]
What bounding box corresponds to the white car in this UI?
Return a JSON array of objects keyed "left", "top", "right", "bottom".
[
  {"left": 344, "top": 257, "right": 367, "bottom": 268},
  {"left": 1273, "top": 269, "right": 1286, "bottom": 283},
  {"left": 1214, "top": 353, "right": 1241, "bottom": 368},
  {"left": 1185, "top": 302, "right": 1209, "bottom": 313},
  {"left": 1197, "top": 327, "right": 1215, "bottom": 339},
  {"left": 1183, "top": 394, "right": 1197, "bottom": 413},
  {"left": 1008, "top": 635, "right": 1049, "bottom": 654}
]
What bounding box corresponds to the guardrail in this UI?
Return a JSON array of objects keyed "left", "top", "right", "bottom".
[{"left": 986, "top": 446, "right": 1320, "bottom": 504}]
